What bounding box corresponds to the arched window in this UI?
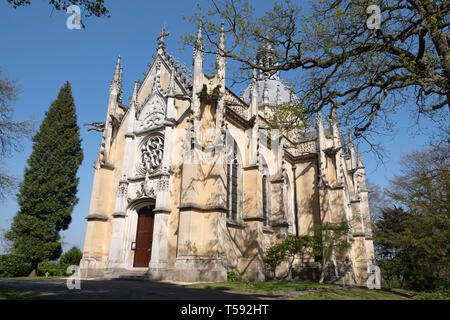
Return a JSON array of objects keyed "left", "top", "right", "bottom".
[
  {"left": 262, "top": 175, "right": 268, "bottom": 226},
  {"left": 227, "top": 141, "right": 240, "bottom": 222}
]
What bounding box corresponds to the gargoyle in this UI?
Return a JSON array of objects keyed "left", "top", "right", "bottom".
[{"left": 84, "top": 122, "right": 105, "bottom": 132}]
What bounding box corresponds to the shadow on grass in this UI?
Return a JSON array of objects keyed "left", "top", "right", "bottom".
[
  {"left": 0, "top": 289, "right": 41, "bottom": 300},
  {"left": 187, "top": 280, "right": 333, "bottom": 295},
  {"left": 296, "top": 286, "right": 413, "bottom": 300}
]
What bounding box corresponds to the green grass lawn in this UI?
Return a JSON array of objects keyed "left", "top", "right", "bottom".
[
  {"left": 187, "top": 281, "right": 448, "bottom": 300},
  {"left": 187, "top": 280, "right": 333, "bottom": 294},
  {"left": 0, "top": 289, "right": 41, "bottom": 300},
  {"left": 296, "top": 287, "right": 413, "bottom": 300}
]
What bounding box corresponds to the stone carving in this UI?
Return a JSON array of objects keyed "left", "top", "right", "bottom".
[
  {"left": 289, "top": 140, "right": 316, "bottom": 156},
  {"left": 84, "top": 122, "right": 105, "bottom": 132},
  {"left": 227, "top": 103, "right": 250, "bottom": 120},
  {"left": 139, "top": 135, "right": 164, "bottom": 173},
  {"left": 140, "top": 96, "right": 166, "bottom": 130},
  {"left": 157, "top": 166, "right": 170, "bottom": 192},
  {"left": 157, "top": 176, "right": 169, "bottom": 191},
  {"left": 136, "top": 172, "right": 156, "bottom": 199},
  {"left": 96, "top": 137, "right": 106, "bottom": 167},
  {"left": 116, "top": 176, "right": 128, "bottom": 197}
]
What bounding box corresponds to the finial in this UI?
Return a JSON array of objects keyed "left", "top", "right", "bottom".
[
  {"left": 193, "top": 20, "right": 204, "bottom": 61},
  {"left": 218, "top": 22, "right": 225, "bottom": 52},
  {"left": 348, "top": 127, "right": 354, "bottom": 145},
  {"left": 357, "top": 144, "right": 364, "bottom": 168},
  {"left": 115, "top": 56, "right": 121, "bottom": 71},
  {"left": 263, "top": 81, "right": 269, "bottom": 103},
  {"left": 197, "top": 20, "right": 203, "bottom": 42},
  {"left": 113, "top": 56, "right": 121, "bottom": 81},
  {"left": 252, "top": 68, "right": 257, "bottom": 80},
  {"left": 216, "top": 22, "right": 226, "bottom": 74},
  {"left": 110, "top": 55, "right": 122, "bottom": 94},
  {"left": 331, "top": 107, "right": 337, "bottom": 121}
]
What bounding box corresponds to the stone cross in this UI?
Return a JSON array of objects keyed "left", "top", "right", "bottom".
[{"left": 157, "top": 28, "right": 170, "bottom": 48}]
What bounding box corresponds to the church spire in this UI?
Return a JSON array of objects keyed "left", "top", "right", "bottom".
[
  {"left": 117, "top": 67, "right": 123, "bottom": 103},
  {"left": 127, "top": 81, "right": 138, "bottom": 134},
  {"left": 192, "top": 20, "right": 204, "bottom": 92},
  {"left": 348, "top": 128, "right": 356, "bottom": 170},
  {"left": 256, "top": 41, "right": 279, "bottom": 80},
  {"left": 216, "top": 22, "right": 225, "bottom": 75},
  {"left": 357, "top": 144, "right": 364, "bottom": 168},
  {"left": 330, "top": 108, "right": 341, "bottom": 148},
  {"left": 110, "top": 56, "right": 122, "bottom": 96},
  {"left": 193, "top": 20, "right": 204, "bottom": 65},
  {"left": 130, "top": 80, "right": 138, "bottom": 109}
]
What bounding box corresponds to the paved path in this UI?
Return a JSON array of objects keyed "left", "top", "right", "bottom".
[{"left": 0, "top": 278, "right": 273, "bottom": 300}]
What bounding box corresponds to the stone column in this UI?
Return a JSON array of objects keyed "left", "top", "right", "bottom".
[
  {"left": 105, "top": 176, "right": 129, "bottom": 276},
  {"left": 105, "top": 81, "right": 138, "bottom": 275},
  {"left": 149, "top": 153, "right": 172, "bottom": 277}
]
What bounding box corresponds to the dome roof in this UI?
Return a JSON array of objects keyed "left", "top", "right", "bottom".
[{"left": 242, "top": 78, "right": 293, "bottom": 105}]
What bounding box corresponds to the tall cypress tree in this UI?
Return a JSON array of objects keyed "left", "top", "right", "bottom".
[{"left": 6, "top": 82, "right": 83, "bottom": 276}]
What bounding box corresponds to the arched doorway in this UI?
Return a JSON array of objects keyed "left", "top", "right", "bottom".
[{"left": 133, "top": 205, "right": 155, "bottom": 267}]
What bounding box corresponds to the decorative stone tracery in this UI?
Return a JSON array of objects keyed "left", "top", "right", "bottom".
[{"left": 139, "top": 135, "right": 164, "bottom": 174}]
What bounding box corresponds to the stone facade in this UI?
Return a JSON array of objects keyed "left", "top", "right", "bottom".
[{"left": 80, "top": 26, "right": 375, "bottom": 285}]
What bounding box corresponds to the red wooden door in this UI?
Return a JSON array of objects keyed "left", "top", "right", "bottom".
[{"left": 133, "top": 206, "right": 155, "bottom": 268}]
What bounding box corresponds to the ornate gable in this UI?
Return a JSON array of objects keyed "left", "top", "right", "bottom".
[{"left": 138, "top": 92, "right": 166, "bottom": 131}]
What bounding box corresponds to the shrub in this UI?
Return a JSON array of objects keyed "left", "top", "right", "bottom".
[
  {"left": 37, "top": 261, "right": 66, "bottom": 277},
  {"left": 412, "top": 290, "right": 450, "bottom": 300},
  {"left": 227, "top": 271, "right": 238, "bottom": 282},
  {"left": 0, "top": 254, "right": 31, "bottom": 277},
  {"left": 59, "top": 246, "right": 82, "bottom": 268},
  {"left": 263, "top": 235, "right": 321, "bottom": 279}
]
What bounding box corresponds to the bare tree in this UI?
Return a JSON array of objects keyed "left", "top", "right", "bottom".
[{"left": 0, "top": 67, "right": 34, "bottom": 201}]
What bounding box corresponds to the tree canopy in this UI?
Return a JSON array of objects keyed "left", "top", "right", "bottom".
[
  {"left": 5, "top": 82, "right": 83, "bottom": 276},
  {"left": 184, "top": 0, "right": 449, "bottom": 154},
  {"left": 373, "top": 144, "right": 449, "bottom": 290}
]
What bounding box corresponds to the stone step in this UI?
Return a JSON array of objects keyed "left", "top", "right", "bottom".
[
  {"left": 116, "top": 268, "right": 150, "bottom": 281},
  {"left": 118, "top": 275, "right": 150, "bottom": 281}
]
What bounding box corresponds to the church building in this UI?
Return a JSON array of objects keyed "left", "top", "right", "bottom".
[{"left": 80, "top": 24, "right": 375, "bottom": 285}]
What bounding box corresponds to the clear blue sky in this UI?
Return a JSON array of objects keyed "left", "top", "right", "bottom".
[{"left": 0, "top": 0, "right": 437, "bottom": 254}]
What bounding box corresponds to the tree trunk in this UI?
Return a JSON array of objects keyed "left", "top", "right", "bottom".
[
  {"left": 319, "top": 261, "right": 326, "bottom": 283},
  {"left": 28, "top": 261, "right": 38, "bottom": 277}
]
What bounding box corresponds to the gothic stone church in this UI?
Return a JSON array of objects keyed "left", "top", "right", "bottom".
[{"left": 80, "top": 26, "right": 375, "bottom": 285}]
